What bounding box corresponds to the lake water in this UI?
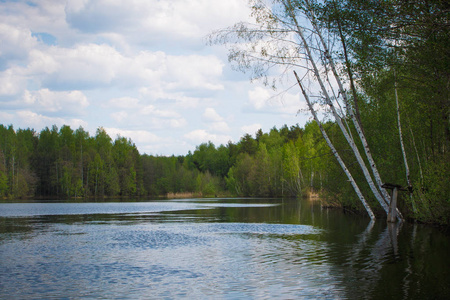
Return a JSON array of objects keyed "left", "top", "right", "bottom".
[{"left": 1, "top": 198, "right": 449, "bottom": 299}]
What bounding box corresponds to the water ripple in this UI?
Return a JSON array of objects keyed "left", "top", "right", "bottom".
[{"left": 1, "top": 199, "right": 448, "bottom": 299}]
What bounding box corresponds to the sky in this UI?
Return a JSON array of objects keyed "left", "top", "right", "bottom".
[{"left": 0, "top": 0, "right": 310, "bottom": 156}]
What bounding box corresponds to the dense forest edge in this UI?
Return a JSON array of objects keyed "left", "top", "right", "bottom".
[{"left": 1, "top": 117, "right": 448, "bottom": 226}]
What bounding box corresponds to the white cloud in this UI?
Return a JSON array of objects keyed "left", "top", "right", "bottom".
[
  {"left": 0, "top": 69, "right": 26, "bottom": 96},
  {"left": 209, "top": 121, "right": 230, "bottom": 133},
  {"left": 247, "top": 86, "right": 305, "bottom": 116},
  {"left": 141, "top": 105, "right": 181, "bottom": 119},
  {"left": 184, "top": 129, "right": 231, "bottom": 146},
  {"left": 0, "top": 23, "right": 38, "bottom": 64},
  {"left": 241, "top": 124, "right": 262, "bottom": 136},
  {"left": 42, "top": 43, "right": 125, "bottom": 88},
  {"left": 148, "top": 118, "right": 187, "bottom": 130},
  {"left": 21, "top": 89, "right": 89, "bottom": 114},
  {"left": 248, "top": 87, "right": 271, "bottom": 110},
  {"left": 106, "top": 95, "right": 185, "bottom": 129},
  {"left": 65, "top": 0, "right": 90, "bottom": 15},
  {"left": 102, "top": 127, "right": 196, "bottom": 155},
  {"left": 110, "top": 111, "right": 128, "bottom": 123},
  {"left": 203, "top": 107, "right": 223, "bottom": 122},
  {"left": 0, "top": 111, "right": 14, "bottom": 123},
  {"left": 108, "top": 97, "right": 140, "bottom": 109},
  {"left": 164, "top": 55, "right": 224, "bottom": 91},
  {"left": 108, "top": 112, "right": 187, "bottom": 130},
  {"left": 27, "top": 49, "right": 60, "bottom": 75},
  {"left": 104, "top": 127, "right": 162, "bottom": 144},
  {"left": 0, "top": 1, "right": 69, "bottom": 43},
  {"left": 202, "top": 107, "right": 230, "bottom": 133},
  {"left": 64, "top": 0, "right": 251, "bottom": 46},
  {"left": 139, "top": 138, "right": 193, "bottom": 156},
  {"left": 10, "top": 44, "right": 225, "bottom": 93},
  {"left": 139, "top": 88, "right": 204, "bottom": 109},
  {"left": 15, "top": 110, "right": 88, "bottom": 129}
]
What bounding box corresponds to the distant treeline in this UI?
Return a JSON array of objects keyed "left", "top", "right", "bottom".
[
  {"left": 0, "top": 123, "right": 318, "bottom": 200},
  {"left": 0, "top": 116, "right": 448, "bottom": 225}
]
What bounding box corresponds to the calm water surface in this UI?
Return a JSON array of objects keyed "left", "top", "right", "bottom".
[{"left": 0, "top": 198, "right": 449, "bottom": 299}]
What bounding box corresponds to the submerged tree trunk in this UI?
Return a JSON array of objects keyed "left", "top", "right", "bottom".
[{"left": 295, "top": 71, "right": 376, "bottom": 220}]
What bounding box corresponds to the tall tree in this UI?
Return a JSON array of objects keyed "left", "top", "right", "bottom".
[
  {"left": 320, "top": 0, "right": 449, "bottom": 222},
  {"left": 36, "top": 126, "right": 59, "bottom": 196},
  {"left": 210, "top": 0, "right": 386, "bottom": 218},
  {"left": 74, "top": 126, "right": 90, "bottom": 196},
  {"left": 282, "top": 140, "right": 303, "bottom": 196}
]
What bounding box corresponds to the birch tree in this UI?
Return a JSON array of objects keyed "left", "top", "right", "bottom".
[
  {"left": 210, "top": 0, "right": 392, "bottom": 217},
  {"left": 322, "top": 0, "right": 449, "bottom": 222},
  {"left": 286, "top": 0, "right": 392, "bottom": 215},
  {"left": 294, "top": 71, "right": 375, "bottom": 219}
]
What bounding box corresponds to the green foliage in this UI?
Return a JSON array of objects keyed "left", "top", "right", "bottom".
[
  {"left": 1, "top": 116, "right": 448, "bottom": 225},
  {"left": 0, "top": 123, "right": 318, "bottom": 200},
  {"left": 412, "top": 156, "right": 450, "bottom": 225},
  {"left": 226, "top": 153, "right": 254, "bottom": 196},
  {"left": 204, "top": 0, "right": 449, "bottom": 223},
  {"left": 239, "top": 134, "right": 258, "bottom": 155},
  {"left": 0, "top": 172, "right": 8, "bottom": 197},
  {"left": 251, "top": 143, "right": 271, "bottom": 197},
  {"left": 192, "top": 142, "right": 231, "bottom": 177},
  {"left": 309, "top": 0, "right": 449, "bottom": 220},
  {"left": 282, "top": 140, "right": 302, "bottom": 197},
  {"left": 195, "top": 171, "right": 223, "bottom": 197}
]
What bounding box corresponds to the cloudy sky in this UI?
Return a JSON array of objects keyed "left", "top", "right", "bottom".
[{"left": 0, "top": 0, "right": 309, "bottom": 156}]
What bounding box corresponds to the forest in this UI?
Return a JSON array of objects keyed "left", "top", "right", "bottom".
[
  {"left": 1, "top": 0, "right": 448, "bottom": 225},
  {"left": 0, "top": 123, "right": 314, "bottom": 201}
]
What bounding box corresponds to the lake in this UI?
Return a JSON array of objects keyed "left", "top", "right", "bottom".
[{"left": 0, "top": 198, "right": 449, "bottom": 299}]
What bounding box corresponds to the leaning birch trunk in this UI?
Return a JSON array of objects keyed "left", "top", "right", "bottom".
[
  {"left": 302, "top": 0, "right": 392, "bottom": 207},
  {"left": 300, "top": 0, "right": 406, "bottom": 220},
  {"left": 294, "top": 71, "right": 376, "bottom": 220},
  {"left": 395, "top": 76, "right": 417, "bottom": 214},
  {"left": 284, "top": 2, "right": 390, "bottom": 214},
  {"left": 307, "top": 3, "right": 405, "bottom": 221},
  {"left": 407, "top": 118, "right": 424, "bottom": 184},
  {"left": 394, "top": 76, "right": 411, "bottom": 188}
]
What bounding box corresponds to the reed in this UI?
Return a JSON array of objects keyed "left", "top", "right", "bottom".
[{"left": 166, "top": 192, "right": 201, "bottom": 199}]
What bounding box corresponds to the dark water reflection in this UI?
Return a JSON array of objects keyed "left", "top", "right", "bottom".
[{"left": 0, "top": 198, "right": 449, "bottom": 299}]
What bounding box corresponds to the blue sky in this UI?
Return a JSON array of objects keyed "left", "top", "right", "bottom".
[{"left": 0, "top": 0, "right": 310, "bottom": 155}]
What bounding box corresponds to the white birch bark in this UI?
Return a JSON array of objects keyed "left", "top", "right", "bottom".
[
  {"left": 295, "top": 71, "right": 376, "bottom": 220},
  {"left": 302, "top": 0, "right": 393, "bottom": 208},
  {"left": 395, "top": 77, "right": 417, "bottom": 214},
  {"left": 394, "top": 77, "right": 411, "bottom": 188},
  {"left": 306, "top": 1, "right": 405, "bottom": 220},
  {"left": 284, "top": 1, "right": 389, "bottom": 214},
  {"left": 408, "top": 120, "right": 423, "bottom": 184}
]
